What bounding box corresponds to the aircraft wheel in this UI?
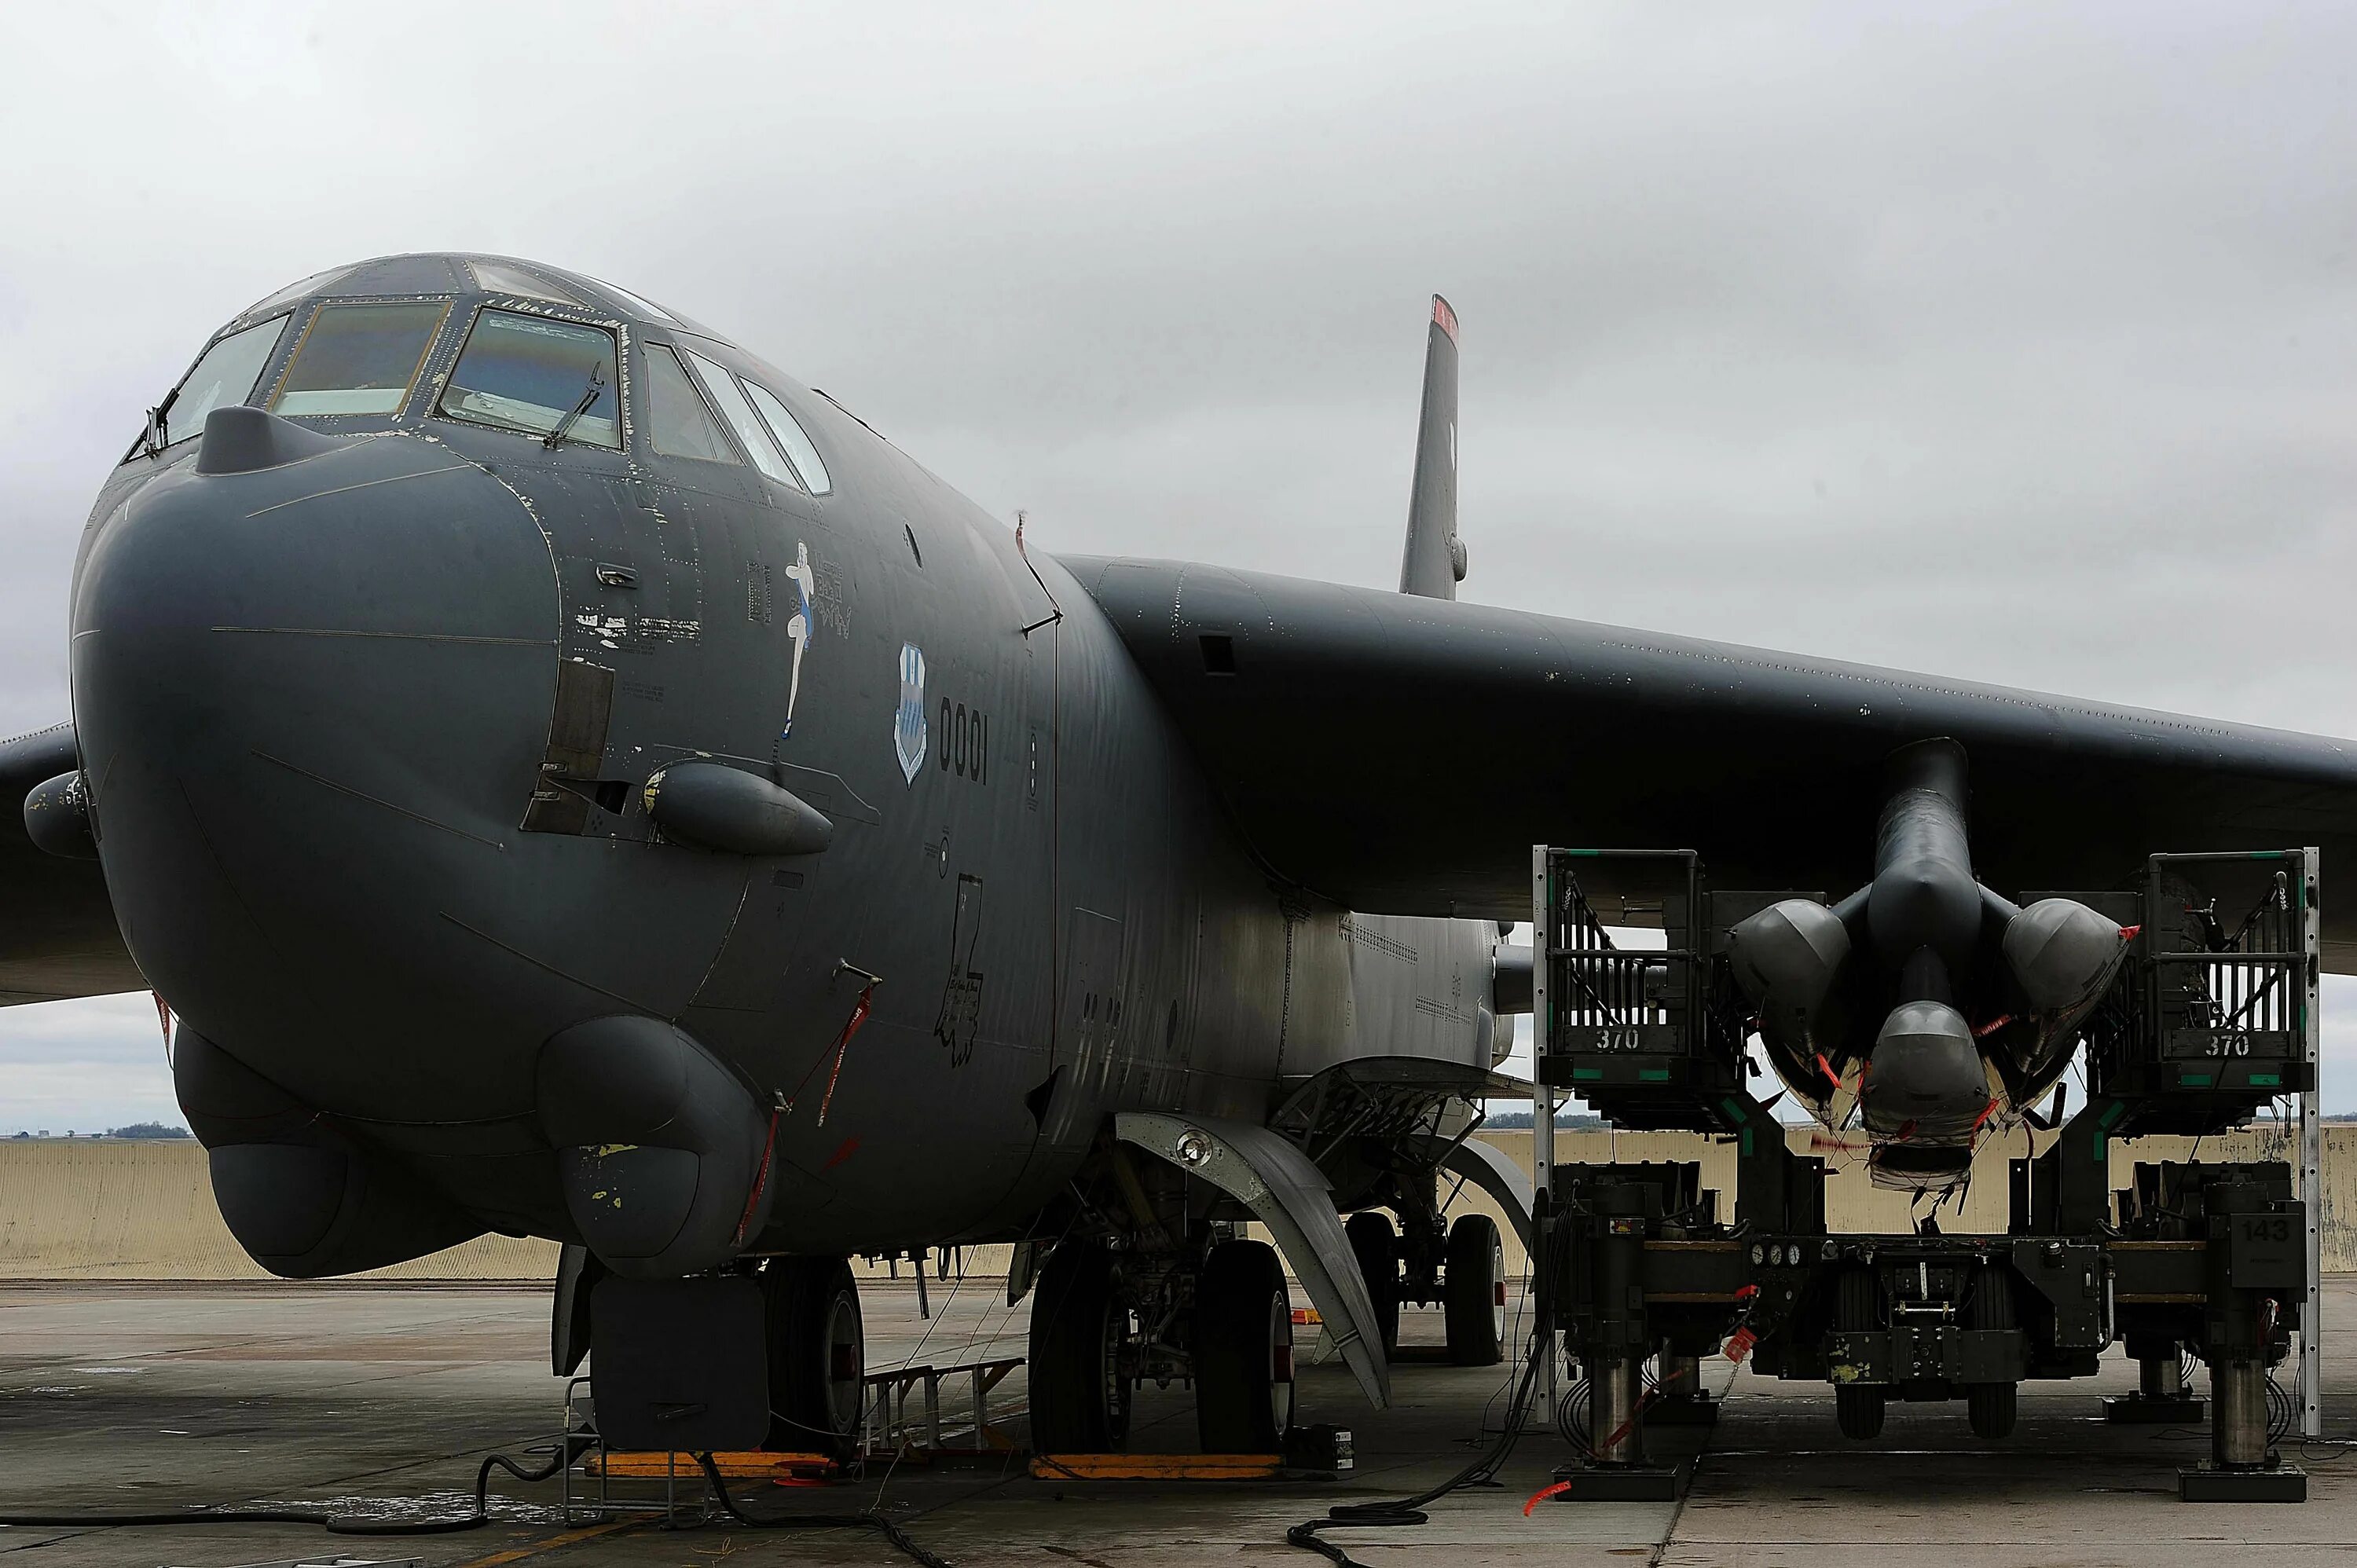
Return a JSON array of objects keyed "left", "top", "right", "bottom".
[
  {"left": 1444, "top": 1213, "right": 1505, "bottom": 1365},
  {"left": 1964, "top": 1266, "right": 2018, "bottom": 1439},
  {"left": 1833, "top": 1265, "right": 1886, "bottom": 1441},
  {"left": 762, "top": 1256, "right": 866, "bottom": 1457},
  {"left": 1194, "top": 1239, "right": 1296, "bottom": 1453},
  {"left": 1028, "top": 1238, "right": 1131, "bottom": 1454},
  {"left": 1345, "top": 1211, "right": 1402, "bottom": 1354}
]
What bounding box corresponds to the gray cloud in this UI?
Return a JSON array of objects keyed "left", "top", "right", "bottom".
[{"left": 6, "top": 2, "right": 2357, "bottom": 1116}]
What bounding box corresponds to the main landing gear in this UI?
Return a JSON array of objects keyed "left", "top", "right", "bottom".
[
  {"left": 1345, "top": 1206, "right": 1506, "bottom": 1366},
  {"left": 761, "top": 1256, "right": 867, "bottom": 1457},
  {"left": 1026, "top": 1233, "right": 1299, "bottom": 1456}
]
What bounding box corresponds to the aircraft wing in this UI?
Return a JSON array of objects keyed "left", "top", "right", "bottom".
[
  {"left": 1062, "top": 556, "right": 2357, "bottom": 969},
  {"left": 0, "top": 723, "right": 141, "bottom": 1005}
]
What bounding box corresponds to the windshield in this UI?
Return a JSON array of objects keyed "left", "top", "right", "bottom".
[
  {"left": 438, "top": 310, "right": 621, "bottom": 449},
  {"left": 153, "top": 315, "right": 288, "bottom": 451},
  {"left": 270, "top": 300, "right": 449, "bottom": 417}
]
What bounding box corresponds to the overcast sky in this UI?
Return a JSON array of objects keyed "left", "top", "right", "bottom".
[{"left": 6, "top": 2, "right": 2357, "bottom": 1130}]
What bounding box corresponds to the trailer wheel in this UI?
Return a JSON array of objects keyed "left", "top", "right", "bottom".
[
  {"left": 1444, "top": 1213, "right": 1506, "bottom": 1366},
  {"left": 1834, "top": 1265, "right": 1886, "bottom": 1441},
  {"left": 1194, "top": 1239, "right": 1296, "bottom": 1453},
  {"left": 1345, "top": 1211, "right": 1402, "bottom": 1354},
  {"left": 1964, "top": 1266, "right": 2018, "bottom": 1439},
  {"left": 762, "top": 1256, "right": 865, "bottom": 1457},
  {"left": 1028, "top": 1238, "right": 1131, "bottom": 1454}
]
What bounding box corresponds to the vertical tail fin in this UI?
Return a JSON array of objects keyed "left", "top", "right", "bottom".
[{"left": 1397, "top": 294, "right": 1463, "bottom": 599}]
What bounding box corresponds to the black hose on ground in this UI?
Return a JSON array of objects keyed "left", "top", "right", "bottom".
[
  {"left": 1286, "top": 1187, "right": 1556, "bottom": 1567},
  {"left": 694, "top": 1453, "right": 955, "bottom": 1568},
  {"left": 0, "top": 1441, "right": 583, "bottom": 1535},
  {"left": 1286, "top": 1344, "right": 1546, "bottom": 1567}
]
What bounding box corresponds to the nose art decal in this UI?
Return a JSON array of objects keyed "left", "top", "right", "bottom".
[
  {"left": 782, "top": 540, "right": 816, "bottom": 738},
  {"left": 895, "top": 643, "right": 929, "bottom": 783}
]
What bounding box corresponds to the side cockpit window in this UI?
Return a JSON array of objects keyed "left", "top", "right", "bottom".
[
  {"left": 740, "top": 380, "right": 832, "bottom": 494},
  {"left": 438, "top": 310, "right": 621, "bottom": 449},
  {"left": 682, "top": 348, "right": 800, "bottom": 488},
  {"left": 147, "top": 315, "right": 288, "bottom": 453},
  {"left": 643, "top": 344, "right": 741, "bottom": 464},
  {"left": 269, "top": 300, "right": 449, "bottom": 417}
]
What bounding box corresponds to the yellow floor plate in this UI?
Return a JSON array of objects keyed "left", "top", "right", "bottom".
[
  {"left": 1031, "top": 1453, "right": 1285, "bottom": 1481},
  {"left": 585, "top": 1450, "right": 836, "bottom": 1478}
]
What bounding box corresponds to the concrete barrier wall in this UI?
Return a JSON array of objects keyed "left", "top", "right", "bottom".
[{"left": 2, "top": 1127, "right": 2350, "bottom": 1283}]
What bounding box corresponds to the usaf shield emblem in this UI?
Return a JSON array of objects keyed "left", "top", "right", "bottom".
[{"left": 894, "top": 643, "right": 928, "bottom": 782}]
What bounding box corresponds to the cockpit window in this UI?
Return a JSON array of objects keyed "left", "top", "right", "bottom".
[
  {"left": 466, "top": 258, "right": 581, "bottom": 305},
  {"left": 643, "top": 344, "right": 741, "bottom": 464},
  {"left": 682, "top": 348, "right": 798, "bottom": 488},
  {"left": 588, "top": 277, "right": 679, "bottom": 324},
  {"left": 438, "top": 310, "right": 621, "bottom": 449},
  {"left": 740, "top": 380, "right": 833, "bottom": 494},
  {"left": 269, "top": 300, "right": 449, "bottom": 417},
  {"left": 155, "top": 315, "right": 288, "bottom": 450},
  {"left": 240, "top": 266, "right": 351, "bottom": 321}
]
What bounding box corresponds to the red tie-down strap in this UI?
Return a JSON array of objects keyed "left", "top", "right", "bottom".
[
  {"left": 733, "top": 977, "right": 880, "bottom": 1247},
  {"left": 1523, "top": 1358, "right": 1703, "bottom": 1511}
]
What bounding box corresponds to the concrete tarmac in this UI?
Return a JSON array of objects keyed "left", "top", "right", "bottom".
[{"left": 2, "top": 1278, "right": 2353, "bottom": 1566}]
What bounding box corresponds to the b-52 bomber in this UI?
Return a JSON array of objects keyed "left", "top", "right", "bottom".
[{"left": 5, "top": 255, "right": 2353, "bottom": 1461}]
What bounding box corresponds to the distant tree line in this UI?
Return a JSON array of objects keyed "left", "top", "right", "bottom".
[{"left": 1479, "top": 1109, "right": 1607, "bottom": 1130}]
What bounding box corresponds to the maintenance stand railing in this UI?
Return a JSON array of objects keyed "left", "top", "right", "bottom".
[{"left": 1530, "top": 844, "right": 2322, "bottom": 1504}]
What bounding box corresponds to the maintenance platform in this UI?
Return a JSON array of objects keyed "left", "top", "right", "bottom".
[{"left": 1529, "top": 845, "right": 2326, "bottom": 1505}]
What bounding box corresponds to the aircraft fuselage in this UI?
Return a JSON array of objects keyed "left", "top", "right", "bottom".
[{"left": 67, "top": 256, "right": 1497, "bottom": 1268}]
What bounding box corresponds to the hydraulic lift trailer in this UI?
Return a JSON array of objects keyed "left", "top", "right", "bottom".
[{"left": 1527, "top": 844, "right": 2323, "bottom": 1504}]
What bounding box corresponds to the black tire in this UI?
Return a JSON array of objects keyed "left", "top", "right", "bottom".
[
  {"left": 1194, "top": 1239, "right": 1296, "bottom": 1453},
  {"left": 1345, "top": 1211, "right": 1402, "bottom": 1354},
  {"left": 762, "top": 1256, "right": 865, "bottom": 1457},
  {"left": 1028, "top": 1238, "right": 1131, "bottom": 1454},
  {"left": 1964, "top": 1266, "right": 2018, "bottom": 1440},
  {"left": 1444, "top": 1213, "right": 1506, "bottom": 1366},
  {"left": 1833, "top": 1265, "right": 1886, "bottom": 1442}
]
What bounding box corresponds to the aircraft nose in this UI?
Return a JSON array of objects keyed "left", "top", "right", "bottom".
[{"left": 71, "top": 412, "right": 560, "bottom": 1115}]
